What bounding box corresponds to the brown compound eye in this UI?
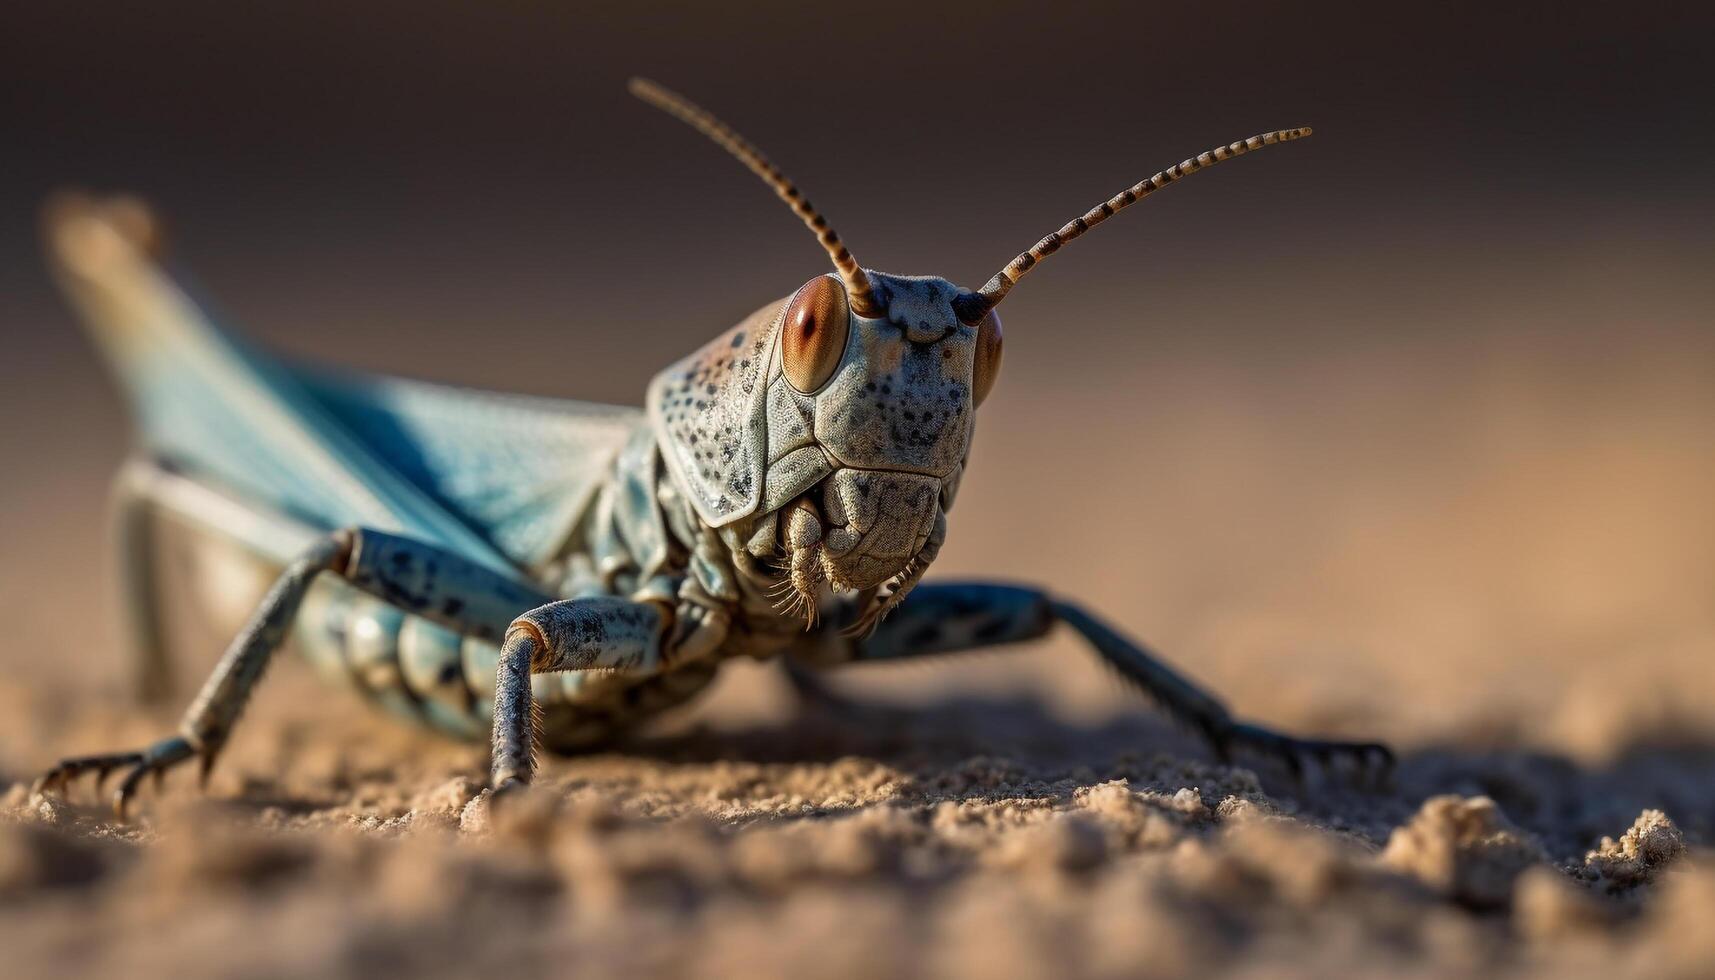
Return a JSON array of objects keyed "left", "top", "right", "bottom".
[
  {"left": 972, "top": 308, "right": 1003, "bottom": 406},
  {"left": 781, "top": 275, "right": 851, "bottom": 393}
]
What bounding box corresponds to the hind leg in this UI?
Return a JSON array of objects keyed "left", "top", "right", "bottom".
[
  {"left": 37, "top": 533, "right": 350, "bottom": 817},
  {"left": 112, "top": 459, "right": 173, "bottom": 704},
  {"left": 107, "top": 458, "right": 325, "bottom": 706},
  {"left": 36, "top": 526, "right": 556, "bottom": 818}
]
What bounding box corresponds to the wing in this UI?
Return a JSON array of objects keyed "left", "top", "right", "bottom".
[
  {"left": 292, "top": 367, "right": 642, "bottom": 571},
  {"left": 47, "top": 195, "right": 641, "bottom": 575}
]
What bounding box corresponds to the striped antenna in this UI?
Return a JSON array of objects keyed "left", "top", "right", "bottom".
[
  {"left": 968, "top": 127, "right": 1313, "bottom": 317},
  {"left": 629, "top": 78, "right": 883, "bottom": 317}
]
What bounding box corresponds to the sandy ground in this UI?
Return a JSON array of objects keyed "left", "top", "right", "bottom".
[
  {"left": 4, "top": 455, "right": 1714, "bottom": 980},
  {"left": 3, "top": 241, "right": 1714, "bottom": 978},
  {"left": 2, "top": 655, "right": 1712, "bottom": 980}
]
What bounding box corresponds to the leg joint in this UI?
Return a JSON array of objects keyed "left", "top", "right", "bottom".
[{"left": 503, "top": 619, "right": 552, "bottom": 672}]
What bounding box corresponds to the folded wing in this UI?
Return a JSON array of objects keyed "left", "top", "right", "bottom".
[{"left": 46, "top": 194, "right": 640, "bottom": 578}]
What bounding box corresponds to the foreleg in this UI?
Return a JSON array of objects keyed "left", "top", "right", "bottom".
[
  {"left": 487, "top": 597, "right": 678, "bottom": 792},
  {"left": 824, "top": 582, "right": 1393, "bottom": 781}
]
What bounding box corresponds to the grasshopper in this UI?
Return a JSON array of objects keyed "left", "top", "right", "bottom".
[{"left": 35, "top": 79, "right": 1391, "bottom": 818}]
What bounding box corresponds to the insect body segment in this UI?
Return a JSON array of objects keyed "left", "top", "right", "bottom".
[{"left": 36, "top": 80, "right": 1393, "bottom": 817}]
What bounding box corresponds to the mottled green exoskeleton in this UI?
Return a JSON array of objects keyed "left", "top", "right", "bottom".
[{"left": 35, "top": 79, "right": 1390, "bottom": 817}]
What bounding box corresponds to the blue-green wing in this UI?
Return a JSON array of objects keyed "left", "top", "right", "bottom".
[
  {"left": 48, "top": 198, "right": 640, "bottom": 575},
  {"left": 293, "top": 367, "right": 641, "bottom": 570}
]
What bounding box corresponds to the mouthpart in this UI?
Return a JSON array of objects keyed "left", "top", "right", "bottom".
[{"left": 772, "top": 468, "right": 946, "bottom": 632}]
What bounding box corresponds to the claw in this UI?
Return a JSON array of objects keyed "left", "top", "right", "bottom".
[
  {"left": 1367, "top": 742, "right": 1397, "bottom": 772},
  {"left": 1211, "top": 721, "right": 1394, "bottom": 793},
  {"left": 1359, "top": 742, "right": 1398, "bottom": 789},
  {"left": 113, "top": 763, "right": 153, "bottom": 821},
  {"left": 33, "top": 751, "right": 147, "bottom": 803},
  {"left": 34, "top": 736, "right": 199, "bottom": 821}
]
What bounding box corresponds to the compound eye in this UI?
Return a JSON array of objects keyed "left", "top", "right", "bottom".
[
  {"left": 972, "top": 309, "right": 1003, "bottom": 406},
  {"left": 781, "top": 275, "right": 851, "bottom": 393}
]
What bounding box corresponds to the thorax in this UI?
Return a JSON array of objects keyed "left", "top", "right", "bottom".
[{"left": 548, "top": 428, "right": 807, "bottom": 663}]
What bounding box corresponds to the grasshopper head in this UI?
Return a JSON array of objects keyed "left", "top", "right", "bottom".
[
  {"left": 648, "top": 270, "right": 997, "bottom": 619},
  {"left": 634, "top": 78, "right": 1309, "bottom": 628}
]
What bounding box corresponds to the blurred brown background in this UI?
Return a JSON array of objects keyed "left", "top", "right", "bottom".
[{"left": 2, "top": 0, "right": 1711, "bottom": 754}]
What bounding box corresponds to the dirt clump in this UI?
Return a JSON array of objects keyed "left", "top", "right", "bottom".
[{"left": 1379, "top": 795, "right": 1549, "bottom": 908}]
